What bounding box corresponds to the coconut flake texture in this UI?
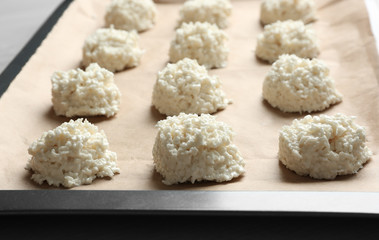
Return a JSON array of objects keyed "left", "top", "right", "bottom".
[
  {"left": 51, "top": 63, "right": 121, "bottom": 117},
  {"left": 105, "top": 0, "right": 157, "bottom": 32},
  {"left": 82, "top": 26, "right": 144, "bottom": 72},
  {"left": 262, "top": 54, "right": 342, "bottom": 113},
  {"left": 255, "top": 20, "right": 319, "bottom": 63},
  {"left": 177, "top": 0, "right": 232, "bottom": 29},
  {"left": 153, "top": 113, "right": 245, "bottom": 185},
  {"left": 152, "top": 58, "right": 231, "bottom": 116},
  {"left": 279, "top": 114, "right": 372, "bottom": 180},
  {"left": 169, "top": 22, "right": 229, "bottom": 69},
  {"left": 260, "top": 0, "right": 316, "bottom": 25},
  {"left": 26, "top": 119, "right": 120, "bottom": 188}
]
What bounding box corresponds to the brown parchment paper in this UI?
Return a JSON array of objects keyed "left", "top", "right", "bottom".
[{"left": 0, "top": 0, "right": 378, "bottom": 191}]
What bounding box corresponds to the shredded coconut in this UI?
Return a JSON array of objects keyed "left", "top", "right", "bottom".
[
  {"left": 152, "top": 58, "right": 231, "bottom": 116},
  {"left": 255, "top": 20, "right": 319, "bottom": 63},
  {"left": 169, "top": 22, "right": 229, "bottom": 69},
  {"left": 260, "top": 0, "right": 316, "bottom": 25},
  {"left": 105, "top": 0, "right": 157, "bottom": 32},
  {"left": 177, "top": 0, "right": 232, "bottom": 29},
  {"left": 51, "top": 63, "right": 121, "bottom": 117},
  {"left": 26, "top": 119, "right": 120, "bottom": 188},
  {"left": 82, "top": 26, "right": 144, "bottom": 72},
  {"left": 153, "top": 113, "right": 245, "bottom": 185},
  {"left": 279, "top": 114, "right": 372, "bottom": 180},
  {"left": 262, "top": 54, "right": 342, "bottom": 113}
]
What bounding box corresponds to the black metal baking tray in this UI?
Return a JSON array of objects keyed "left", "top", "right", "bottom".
[{"left": 1, "top": 0, "right": 379, "bottom": 217}]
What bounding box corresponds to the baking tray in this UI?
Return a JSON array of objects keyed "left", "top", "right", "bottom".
[{"left": 1, "top": 0, "right": 379, "bottom": 216}]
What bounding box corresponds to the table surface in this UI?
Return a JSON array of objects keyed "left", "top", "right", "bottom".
[
  {"left": 1, "top": 0, "right": 379, "bottom": 238},
  {"left": 0, "top": 0, "right": 63, "bottom": 74}
]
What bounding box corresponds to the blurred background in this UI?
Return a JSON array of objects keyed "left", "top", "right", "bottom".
[{"left": 0, "top": 0, "right": 63, "bottom": 73}]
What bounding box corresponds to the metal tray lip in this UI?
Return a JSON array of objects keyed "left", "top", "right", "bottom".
[
  {"left": 0, "top": 0, "right": 379, "bottom": 217},
  {"left": 1, "top": 190, "right": 379, "bottom": 216}
]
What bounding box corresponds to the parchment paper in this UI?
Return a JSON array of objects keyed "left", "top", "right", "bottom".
[{"left": 0, "top": 0, "right": 378, "bottom": 191}]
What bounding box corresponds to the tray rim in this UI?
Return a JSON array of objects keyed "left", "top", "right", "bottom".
[
  {"left": 0, "top": 0, "right": 379, "bottom": 217},
  {"left": 2, "top": 190, "right": 379, "bottom": 217}
]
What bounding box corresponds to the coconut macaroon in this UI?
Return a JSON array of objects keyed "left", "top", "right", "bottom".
[
  {"left": 169, "top": 22, "right": 229, "bottom": 69},
  {"left": 26, "top": 119, "right": 120, "bottom": 188},
  {"left": 255, "top": 20, "right": 319, "bottom": 63},
  {"left": 260, "top": 0, "right": 316, "bottom": 25},
  {"left": 262, "top": 54, "right": 342, "bottom": 113},
  {"left": 153, "top": 113, "right": 245, "bottom": 185},
  {"left": 51, "top": 63, "right": 121, "bottom": 118},
  {"left": 177, "top": 0, "right": 232, "bottom": 29},
  {"left": 82, "top": 26, "right": 144, "bottom": 72},
  {"left": 105, "top": 0, "right": 157, "bottom": 32},
  {"left": 279, "top": 114, "right": 372, "bottom": 180},
  {"left": 152, "top": 58, "right": 231, "bottom": 116}
]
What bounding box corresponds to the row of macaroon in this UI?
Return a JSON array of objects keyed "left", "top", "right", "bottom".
[{"left": 55, "top": 0, "right": 331, "bottom": 118}]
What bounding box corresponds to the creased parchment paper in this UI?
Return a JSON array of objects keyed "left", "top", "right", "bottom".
[{"left": 0, "top": 0, "right": 378, "bottom": 191}]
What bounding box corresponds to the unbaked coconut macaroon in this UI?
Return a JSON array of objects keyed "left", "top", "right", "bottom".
[
  {"left": 51, "top": 63, "right": 121, "bottom": 118},
  {"left": 153, "top": 113, "right": 245, "bottom": 185},
  {"left": 169, "top": 22, "right": 229, "bottom": 69},
  {"left": 260, "top": 0, "right": 316, "bottom": 25},
  {"left": 177, "top": 0, "right": 232, "bottom": 29},
  {"left": 26, "top": 119, "right": 120, "bottom": 188},
  {"left": 279, "top": 114, "right": 371, "bottom": 180},
  {"left": 105, "top": 0, "right": 157, "bottom": 32},
  {"left": 82, "top": 26, "right": 144, "bottom": 72},
  {"left": 255, "top": 20, "right": 319, "bottom": 63},
  {"left": 152, "top": 58, "right": 231, "bottom": 116},
  {"left": 262, "top": 54, "right": 342, "bottom": 113}
]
